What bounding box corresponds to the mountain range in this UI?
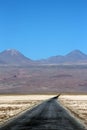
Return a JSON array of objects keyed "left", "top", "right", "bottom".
[
  {"left": 0, "top": 49, "right": 87, "bottom": 65},
  {"left": 0, "top": 49, "right": 87, "bottom": 93}
]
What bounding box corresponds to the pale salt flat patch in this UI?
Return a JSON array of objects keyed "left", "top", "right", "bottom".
[
  {"left": 0, "top": 95, "right": 56, "bottom": 125},
  {"left": 0, "top": 95, "right": 56, "bottom": 103},
  {"left": 59, "top": 94, "right": 87, "bottom": 127},
  {"left": 0, "top": 104, "right": 31, "bottom": 107},
  {"left": 60, "top": 95, "right": 87, "bottom": 100}
]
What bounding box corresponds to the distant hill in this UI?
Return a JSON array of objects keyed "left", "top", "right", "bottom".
[
  {"left": 0, "top": 49, "right": 33, "bottom": 65},
  {"left": 39, "top": 50, "right": 87, "bottom": 65},
  {"left": 0, "top": 49, "right": 87, "bottom": 65},
  {"left": 0, "top": 49, "right": 87, "bottom": 93}
]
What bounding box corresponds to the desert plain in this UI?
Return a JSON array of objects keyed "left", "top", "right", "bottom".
[
  {"left": 0, "top": 94, "right": 87, "bottom": 129},
  {"left": 0, "top": 94, "right": 55, "bottom": 126}
]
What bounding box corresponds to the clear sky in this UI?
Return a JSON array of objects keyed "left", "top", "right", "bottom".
[{"left": 0, "top": 0, "right": 87, "bottom": 60}]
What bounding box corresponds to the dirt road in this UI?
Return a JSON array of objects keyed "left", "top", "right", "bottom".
[{"left": 0, "top": 96, "right": 86, "bottom": 130}]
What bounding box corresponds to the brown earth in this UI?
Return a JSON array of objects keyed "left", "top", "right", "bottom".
[{"left": 0, "top": 65, "right": 87, "bottom": 93}]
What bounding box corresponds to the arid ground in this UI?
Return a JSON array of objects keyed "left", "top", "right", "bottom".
[
  {"left": 59, "top": 94, "right": 87, "bottom": 127},
  {"left": 0, "top": 94, "right": 87, "bottom": 130},
  {"left": 0, "top": 65, "right": 87, "bottom": 93},
  {"left": 0, "top": 95, "right": 55, "bottom": 125}
]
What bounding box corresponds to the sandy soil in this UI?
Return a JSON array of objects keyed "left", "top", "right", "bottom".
[
  {"left": 0, "top": 95, "right": 55, "bottom": 125},
  {"left": 0, "top": 97, "right": 86, "bottom": 130},
  {"left": 1, "top": 94, "right": 87, "bottom": 129},
  {"left": 59, "top": 95, "right": 87, "bottom": 127}
]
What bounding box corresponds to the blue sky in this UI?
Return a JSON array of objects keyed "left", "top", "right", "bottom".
[{"left": 0, "top": 0, "right": 87, "bottom": 60}]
